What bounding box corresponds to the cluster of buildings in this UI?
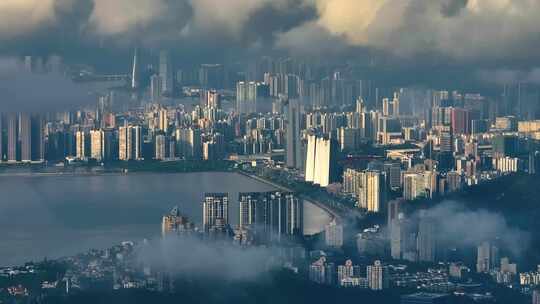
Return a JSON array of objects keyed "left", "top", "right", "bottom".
[
  {"left": 6, "top": 53, "right": 540, "bottom": 303},
  {"left": 161, "top": 192, "right": 303, "bottom": 245},
  {"left": 309, "top": 258, "right": 387, "bottom": 290}
]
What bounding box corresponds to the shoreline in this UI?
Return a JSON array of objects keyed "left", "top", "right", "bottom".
[
  {"left": 0, "top": 164, "right": 343, "bottom": 224},
  {"left": 236, "top": 170, "right": 341, "bottom": 223}
]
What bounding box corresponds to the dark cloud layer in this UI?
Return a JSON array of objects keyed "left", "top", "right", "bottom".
[
  {"left": 1, "top": 0, "right": 540, "bottom": 88},
  {"left": 1, "top": 1, "right": 539, "bottom": 63}
]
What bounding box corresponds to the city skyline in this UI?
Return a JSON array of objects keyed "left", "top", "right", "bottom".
[{"left": 2, "top": 1, "right": 540, "bottom": 304}]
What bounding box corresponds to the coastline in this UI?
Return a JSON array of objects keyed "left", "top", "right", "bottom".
[
  {"left": 0, "top": 162, "right": 343, "bottom": 225},
  {"left": 236, "top": 169, "right": 342, "bottom": 223}
]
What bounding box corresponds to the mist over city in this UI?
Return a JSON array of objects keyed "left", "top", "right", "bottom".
[{"left": 2, "top": 1, "right": 540, "bottom": 304}]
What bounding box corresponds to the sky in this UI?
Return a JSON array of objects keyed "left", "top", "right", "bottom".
[{"left": 1, "top": 0, "right": 540, "bottom": 79}]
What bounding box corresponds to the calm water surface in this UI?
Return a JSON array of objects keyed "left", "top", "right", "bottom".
[{"left": 0, "top": 172, "right": 331, "bottom": 266}]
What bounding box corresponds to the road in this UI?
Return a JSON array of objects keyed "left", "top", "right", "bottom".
[{"left": 237, "top": 170, "right": 344, "bottom": 223}]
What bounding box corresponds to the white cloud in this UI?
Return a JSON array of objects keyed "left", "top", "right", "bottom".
[{"left": 0, "top": 0, "right": 66, "bottom": 39}]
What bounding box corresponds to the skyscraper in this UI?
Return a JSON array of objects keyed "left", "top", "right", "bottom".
[
  {"left": 239, "top": 192, "right": 263, "bottom": 228},
  {"left": 337, "top": 260, "right": 355, "bottom": 284},
  {"left": 338, "top": 127, "right": 360, "bottom": 151},
  {"left": 367, "top": 260, "right": 387, "bottom": 290},
  {"left": 360, "top": 170, "right": 387, "bottom": 213},
  {"left": 155, "top": 134, "right": 167, "bottom": 160},
  {"left": 206, "top": 90, "right": 221, "bottom": 109},
  {"left": 150, "top": 74, "right": 162, "bottom": 103},
  {"left": 159, "top": 50, "right": 174, "bottom": 96},
  {"left": 162, "top": 206, "right": 195, "bottom": 237},
  {"left": 158, "top": 108, "right": 168, "bottom": 132},
  {"left": 305, "top": 135, "right": 339, "bottom": 187},
  {"left": 131, "top": 48, "right": 139, "bottom": 90},
  {"left": 417, "top": 212, "right": 436, "bottom": 262},
  {"left": 325, "top": 219, "right": 344, "bottom": 248},
  {"left": 451, "top": 107, "right": 471, "bottom": 135},
  {"left": 343, "top": 168, "right": 387, "bottom": 212},
  {"left": 30, "top": 115, "right": 44, "bottom": 162},
  {"left": 119, "top": 125, "right": 142, "bottom": 161},
  {"left": 286, "top": 99, "right": 302, "bottom": 169},
  {"left": 90, "top": 129, "right": 105, "bottom": 161},
  {"left": 387, "top": 198, "right": 404, "bottom": 238},
  {"left": 75, "top": 130, "right": 87, "bottom": 160},
  {"left": 18, "top": 113, "right": 31, "bottom": 162},
  {"left": 199, "top": 64, "right": 224, "bottom": 89},
  {"left": 178, "top": 127, "right": 202, "bottom": 160},
  {"left": 236, "top": 81, "right": 269, "bottom": 114},
  {"left": 238, "top": 191, "right": 302, "bottom": 243},
  {"left": 0, "top": 114, "right": 3, "bottom": 161},
  {"left": 403, "top": 173, "right": 420, "bottom": 201},
  {"left": 269, "top": 191, "right": 303, "bottom": 240},
  {"left": 533, "top": 288, "right": 540, "bottom": 304},
  {"left": 391, "top": 214, "right": 417, "bottom": 261},
  {"left": 477, "top": 241, "right": 499, "bottom": 273},
  {"left": 202, "top": 193, "right": 229, "bottom": 232}
]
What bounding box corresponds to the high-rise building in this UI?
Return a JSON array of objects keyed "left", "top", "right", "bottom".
[
  {"left": 18, "top": 113, "right": 31, "bottom": 162},
  {"left": 176, "top": 127, "right": 202, "bottom": 160},
  {"left": 403, "top": 173, "right": 427, "bottom": 201},
  {"left": 159, "top": 50, "right": 174, "bottom": 96},
  {"left": 309, "top": 257, "right": 330, "bottom": 284},
  {"left": 477, "top": 241, "right": 499, "bottom": 273},
  {"left": 131, "top": 48, "right": 139, "bottom": 90},
  {"left": 162, "top": 206, "right": 195, "bottom": 237},
  {"left": 384, "top": 162, "right": 402, "bottom": 190},
  {"left": 305, "top": 134, "right": 339, "bottom": 187},
  {"left": 286, "top": 99, "right": 302, "bottom": 169},
  {"left": 360, "top": 170, "right": 387, "bottom": 213},
  {"left": 338, "top": 127, "right": 360, "bottom": 151},
  {"left": 325, "top": 219, "right": 343, "bottom": 248},
  {"left": 533, "top": 288, "right": 540, "bottom": 304},
  {"left": 239, "top": 192, "right": 264, "bottom": 228},
  {"left": 492, "top": 134, "right": 518, "bottom": 158},
  {"left": 202, "top": 193, "right": 229, "bottom": 232},
  {"left": 391, "top": 214, "right": 417, "bottom": 261},
  {"left": 344, "top": 168, "right": 387, "bottom": 212},
  {"left": 356, "top": 98, "right": 366, "bottom": 113},
  {"left": 337, "top": 260, "right": 355, "bottom": 284},
  {"left": 417, "top": 212, "right": 436, "bottom": 262},
  {"left": 30, "top": 115, "right": 44, "bottom": 162},
  {"left": 150, "top": 74, "right": 162, "bottom": 102},
  {"left": 451, "top": 107, "right": 471, "bottom": 135},
  {"left": 382, "top": 93, "right": 399, "bottom": 117},
  {"left": 155, "top": 134, "right": 167, "bottom": 160},
  {"left": 236, "top": 81, "right": 269, "bottom": 114},
  {"left": 238, "top": 191, "right": 302, "bottom": 243},
  {"left": 199, "top": 64, "right": 225, "bottom": 89},
  {"left": 90, "top": 129, "right": 105, "bottom": 161},
  {"left": 0, "top": 114, "right": 3, "bottom": 161},
  {"left": 367, "top": 260, "right": 387, "bottom": 290},
  {"left": 206, "top": 90, "right": 221, "bottom": 109},
  {"left": 377, "top": 116, "right": 402, "bottom": 145},
  {"left": 269, "top": 191, "right": 303, "bottom": 240},
  {"left": 446, "top": 171, "right": 462, "bottom": 192},
  {"left": 75, "top": 130, "right": 88, "bottom": 160},
  {"left": 387, "top": 198, "right": 404, "bottom": 233},
  {"left": 119, "top": 125, "right": 142, "bottom": 161},
  {"left": 158, "top": 108, "right": 168, "bottom": 132}
]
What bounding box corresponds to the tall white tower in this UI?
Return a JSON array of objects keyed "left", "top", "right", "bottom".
[{"left": 131, "top": 48, "right": 139, "bottom": 90}]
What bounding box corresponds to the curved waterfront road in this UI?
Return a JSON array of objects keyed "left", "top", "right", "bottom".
[{"left": 236, "top": 170, "right": 344, "bottom": 223}]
